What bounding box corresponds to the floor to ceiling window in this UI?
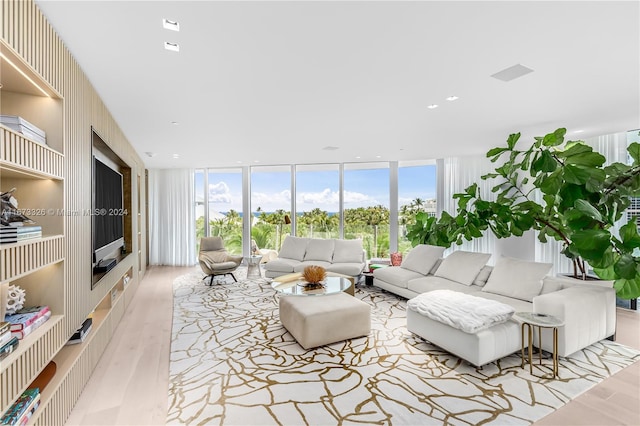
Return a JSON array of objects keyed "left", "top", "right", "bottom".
[
  {"left": 207, "top": 168, "right": 243, "bottom": 254},
  {"left": 251, "top": 165, "right": 292, "bottom": 252},
  {"left": 295, "top": 164, "right": 340, "bottom": 239},
  {"left": 194, "top": 168, "right": 244, "bottom": 255},
  {"left": 343, "top": 163, "right": 390, "bottom": 259},
  {"left": 398, "top": 161, "right": 437, "bottom": 254}
]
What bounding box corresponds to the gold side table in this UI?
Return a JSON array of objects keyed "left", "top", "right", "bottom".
[
  {"left": 245, "top": 255, "right": 263, "bottom": 279},
  {"left": 514, "top": 312, "right": 565, "bottom": 379}
]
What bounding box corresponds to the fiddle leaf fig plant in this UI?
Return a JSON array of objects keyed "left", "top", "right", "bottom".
[{"left": 406, "top": 128, "right": 640, "bottom": 299}]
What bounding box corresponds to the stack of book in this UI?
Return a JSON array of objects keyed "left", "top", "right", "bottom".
[
  {"left": 66, "top": 317, "right": 93, "bottom": 345},
  {"left": 0, "top": 115, "right": 47, "bottom": 145},
  {"left": 0, "top": 388, "right": 40, "bottom": 425},
  {"left": 0, "top": 226, "right": 42, "bottom": 244},
  {"left": 0, "top": 321, "right": 19, "bottom": 360},
  {"left": 4, "top": 306, "right": 51, "bottom": 340}
]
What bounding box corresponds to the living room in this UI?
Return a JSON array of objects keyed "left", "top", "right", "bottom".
[{"left": 0, "top": 1, "right": 639, "bottom": 425}]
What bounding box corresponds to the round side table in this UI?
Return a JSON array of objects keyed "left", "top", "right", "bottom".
[{"left": 514, "top": 312, "right": 565, "bottom": 378}]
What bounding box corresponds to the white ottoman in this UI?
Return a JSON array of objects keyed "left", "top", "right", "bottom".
[{"left": 279, "top": 292, "right": 371, "bottom": 349}]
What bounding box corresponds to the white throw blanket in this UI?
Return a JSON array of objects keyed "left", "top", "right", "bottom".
[{"left": 407, "top": 290, "right": 515, "bottom": 334}]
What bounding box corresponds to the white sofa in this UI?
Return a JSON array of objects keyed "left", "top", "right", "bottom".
[
  {"left": 264, "top": 236, "right": 366, "bottom": 279},
  {"left": 373, "top": 245, "right": 617, "bottom": 366}
]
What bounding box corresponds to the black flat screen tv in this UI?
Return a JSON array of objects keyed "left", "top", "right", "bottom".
[{"left": 92, "top": 156, "right": 125, "bottom": 267}]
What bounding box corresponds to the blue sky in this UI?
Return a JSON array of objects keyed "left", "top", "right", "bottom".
[{"left": 195, "top": 164, "right": 436, "bottom": 214}]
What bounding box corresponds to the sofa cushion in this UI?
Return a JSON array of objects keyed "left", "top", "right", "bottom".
[
  {"left": 278, "top": 236, "right": 309, "bottom": 261},
  {"left": 407, "top": 276, "right": 481, "bottom": 295},
  {"left": 374, "top": 266, "right": 424, "bottom": 289},
  {"left": 326, "top": 262, "right": 365, "bottom": 276},
  {"left": 434, "top": 251, "right": 491, "bottom": 286},
  {"left": 482, "top": 256, "right": 552, "bottom": 302},
  {"left": 304, "top": 239, "right": 335, "bottom": 262},
  {"left": 333, "top": 239, "right": 364, "bottom": 263},
  {"left": 401, "top": 245, "right": 446, "bottom": 275},
  {"left": 294, "top": 260, "right": 333, "bottom": 273},
  {"left": 469, "top": 290, "right": 534, "bottom": 313},
  {"left": 265, "top": 258, "right": 300, "bottom": 273}
]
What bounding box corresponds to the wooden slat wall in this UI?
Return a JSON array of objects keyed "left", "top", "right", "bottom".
[{"left": 0, "top": 0, "right": 147, "bottom": 420}]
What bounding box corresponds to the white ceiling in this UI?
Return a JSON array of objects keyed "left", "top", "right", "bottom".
[{"left": 34, "top": 1, "right": 640, "bottom": 169}]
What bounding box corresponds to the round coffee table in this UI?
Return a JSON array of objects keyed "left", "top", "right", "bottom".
[{"left": 271, "top": 275, "right": 351, "bottom": 296}]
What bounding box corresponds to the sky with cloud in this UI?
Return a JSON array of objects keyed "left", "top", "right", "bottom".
[{"left": 195, "top": 164, "right": 436, "bottom": 215}]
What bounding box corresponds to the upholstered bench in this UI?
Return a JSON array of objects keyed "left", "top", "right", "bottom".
[{"left": 279, "top": 292, "right": 371, "bottom": 349}]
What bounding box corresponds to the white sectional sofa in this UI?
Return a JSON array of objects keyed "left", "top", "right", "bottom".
[
  {"left": 264, "top": 236, "right": 366, "bottom": 279},
  {"left": 373, "top": 245, "right": 617, "bottom": 366}
]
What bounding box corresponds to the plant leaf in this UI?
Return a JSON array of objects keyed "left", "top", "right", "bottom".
[{"left": 574, "top": 199, "right": 603, "bottom": 222}]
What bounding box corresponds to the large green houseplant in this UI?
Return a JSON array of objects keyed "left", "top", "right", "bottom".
[{"left": 406, "top": 128, "right": 640, "bottom": 299}]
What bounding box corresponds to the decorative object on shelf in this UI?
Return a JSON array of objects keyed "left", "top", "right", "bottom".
[
  {"left": 390, "top": 252, "right": 403, "bottom": 266},
  {"left": 5, "top": 284, "right": 26, "bottom": 315},
  {"left": 1, "top": 188, "right": 35, "bottom": 227},
  {"left": 301, "top": 265, "right": 326, "bottom": 289},
  {"left": 406, "top": 128, "right": 640, "bottom": 300}
]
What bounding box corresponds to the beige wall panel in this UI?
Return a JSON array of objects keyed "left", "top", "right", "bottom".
[{"left": 1, "top": 0, "right": 147, "bottom": 419}]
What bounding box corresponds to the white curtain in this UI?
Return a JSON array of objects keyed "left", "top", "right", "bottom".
[
  {"left": 535, "top": 131, "right": 629, "bottom": 274},
  {"left": 438, "top": 154, "right": 497, "bottom": 258},
  {"left": 148, "top": 168, "right": 196, "bottom": 266}
]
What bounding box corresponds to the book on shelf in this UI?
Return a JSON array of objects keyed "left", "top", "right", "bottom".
[
  {"left": 0, "top": 115, "right": 47, "bottom": 145},
  {"left": 66, "top": 317, "right": 93, "bottom": 345},
  {"left": 0, "top": 387, "right": 39, "bottom": 426},
  {"left": 0, "top": 336, "right": 19, "bottom": 360},
  {"left": 5, "top": 306, "right": 50, "bottom": 331},
  {"left": 0, "top": 226, "right": 42, "bottom": 244},
  {"left": 10, "top": 311, "right": 51, "bottom": 340},
  {"left": 0, "top": 328, "right": 12, "bottom": 347},
  {"left": 0, "top": 321, "right": 9, "bottom": 335},
  {"left": 0, "top": 226, "right": 41, "bottom": 233},
  {"left": 16, "top": 396, "right": 39, "bottom": 426}
]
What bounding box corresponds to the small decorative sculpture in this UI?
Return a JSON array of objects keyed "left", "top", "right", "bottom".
[
  {"left": 302, "top": 265, "right": 327, "bottom": 289},
  {"left": 5, "top": 284, "right": 26, "bottom": 315},
  {"left": 1, "top": 188, "right": 35, "bottom": 226}
]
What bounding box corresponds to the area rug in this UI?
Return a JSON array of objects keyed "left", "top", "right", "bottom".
[{"left": 167, "top": 270, "right": 640, "bottom": 425}]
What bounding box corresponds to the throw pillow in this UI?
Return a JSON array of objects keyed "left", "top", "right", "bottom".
[
  {"left": 481, "top": 256, "right": 552, "bottom": 302},
  {"left": 473, "top": 265, "right": 493, "bottom": 287},
  {"left": 434, "top": 251, "right": 492, "bottom": 285},
  {"left": 332, "top": 239, "right": 364, "bottom": 263},
  {"left": 400, "top": 245, "right": 446, "bottom": 275},
  {"left": 304, "top": 239, "right": 335, "bottom": 262},
  {"left": 278, "top": 236, "right": 309, "bottom": 261}
]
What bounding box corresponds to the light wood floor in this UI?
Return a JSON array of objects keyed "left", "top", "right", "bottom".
[{"left": 65, "top": 266, "right": 640, "bottom": 426}]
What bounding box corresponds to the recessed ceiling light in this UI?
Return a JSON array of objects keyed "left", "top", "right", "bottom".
[
  {"left": 253, "top": 160, "right": 260, "bottom": 163},
  {"left": 491, "top": 64, "right": 534, "bottom": 82},
  {"left": 322, "top": 146, "right": 339, "bottom": 151},
  {"left": 236, "top": 161, "right": 242, "bottom": 164},
  {"left": 427, "top": 104, "right": 439, "bottom": 109},
  {"left": 145, "top": 152, "right": 157, "bottom": 158},
  {"left": 376, "top": 155, "right": 381, "bottom": 158},
  {"left": 446, "top": 96, "right": 459, "bottom": 101},
  {"left": 164, "top": 42, "right": 180, "bottom": 52},
  {"left": 355, "top": 156, "right": 361, "bottom": 159},
  {"left": 573, "top": 129, "right": 585, "bottom": 133},
  {"left": 163, "top": 19, "right": 180, "bottom": 32},
  {"left": 172, "top": 154, "right": 180, "bottom": 159},
  {"left": 171, "top": 121, "right": 179, "bottom": 125}
]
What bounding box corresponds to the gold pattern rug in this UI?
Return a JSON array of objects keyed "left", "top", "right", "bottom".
[{"left": 168, "top": 270, "right": 640, "bottom": 425}]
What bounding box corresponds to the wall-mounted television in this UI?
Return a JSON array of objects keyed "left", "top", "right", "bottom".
[{"left": 92, "top": 155, "right": 125, "bottom": 269}]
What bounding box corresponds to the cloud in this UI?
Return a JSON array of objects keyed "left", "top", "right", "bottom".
[
  {"left": 299, "top": 188, "right": 338, "bottom": 204},
  {"left": 209, "top": 181, "right": 231, "bottom": 203},
  {"left": 343, "top": 190, "right": 377, "bottom": 205},
  {"left": 252, "top": 190, "right": 291, "bottom": 208}
]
